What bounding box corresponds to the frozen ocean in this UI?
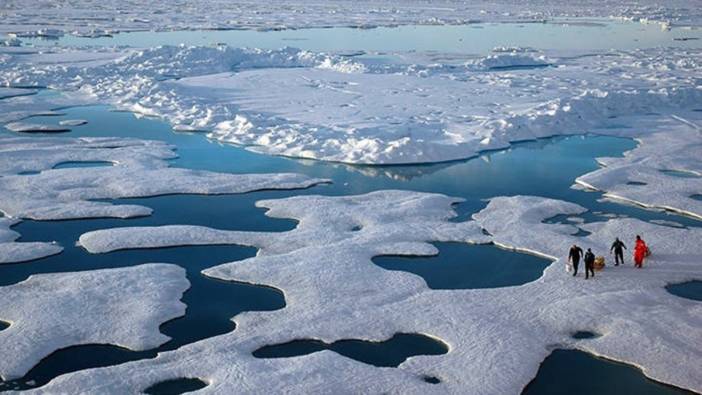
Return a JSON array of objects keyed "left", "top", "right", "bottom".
[{"left": 0, "top": 1, "right": 701, "bottom": 394}]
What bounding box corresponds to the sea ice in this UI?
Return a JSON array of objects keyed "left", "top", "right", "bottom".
[
  {"left": 37, "top": 191, "right": 702, "bottom": 394},
  {"left": 58, "top": 119, "right": 88, "bottom": 127},
  {"left": 0, "top": 3, "right": 699, "bottom": 391},
  {"left": 0, "top": 135, "right": 326, "bottom": 267},
  {"left": 1, "top": 44, "right": 699, "bottom": 219},
  {"left": 0, "top": 136, "right": 328, "bottom": 220},
  {"left": 0, "top": 0, "right": 699, "bottom": 35},
  {"left": 577, "top": 116, "right": 702, "bottom": 219},
  {"left": 4, "top": 122, "right": 71, "bottom": 133},
  {"left": 0, "top": 88, "right": 35, "bottom": 100},
  {"left": 0, "top": 217, "right": 61, "bottom": 264},
  {"left": 0, "top": 263, "right": 189, "bottom": 380}
]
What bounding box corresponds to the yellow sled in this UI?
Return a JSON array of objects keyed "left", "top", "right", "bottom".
[{"left": 594, "top": 256, "right": 606, "bottom": 271}]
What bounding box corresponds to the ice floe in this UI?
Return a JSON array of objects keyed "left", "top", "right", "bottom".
[
  {"left": 0, "top": 136, "right": 328, "bottom": 220},
  {"left": 0, "top": 41, "right": 698, "bottom": 184},
  {"left": 0, "top": 217, "right": 61, "bottom": 264},
  {"left": 2, "top": 43, "right": 699, "bottom": 218},
  {"left": 0, "top": 263, "right": 188, "bottom": 380},
  {"left": 34, "top": 191, "right": 702, "bottom": 394},
  {"left": 465, "top": 52, "right": 552, "bottom": 70},
  {"left": 4, "top": 122, "right": 71, "bottom": 133},
  {"left": 577, "top": 116, "right": 702, "bottom": 219},
  {"left": 0, "top": 135, "right": 325, "bottom": 266},
  {"left": 58, "top": 119, "right": 88, "bottom": 126}
]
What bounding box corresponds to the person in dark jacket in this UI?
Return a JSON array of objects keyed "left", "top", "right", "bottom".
[
  {"left": 584, "top": 248, "right": 595, "bottom": 279},
  {"left": 568, "top": 244, "right": 583, "bottom": 276},
  {"left": 610, "top": 237, "right": 627, "bottom": 266}
]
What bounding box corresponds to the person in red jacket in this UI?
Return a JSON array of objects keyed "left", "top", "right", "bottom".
[{"left": 633, "top": 235, "right": 649, "bottom": 268}]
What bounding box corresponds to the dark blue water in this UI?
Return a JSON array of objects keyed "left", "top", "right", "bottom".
[
  {"left": 372, "top": 242, "right": 551, "bottom": 289},
  {"left": 522, "top": 349, "right": 695, "bottom": 395},
  {"left": 666, "top": 281, "right": 702, "bottom": 301},
  {"left": 0, "top": 243, "right": 284, "bottom": 390},
  {"left": 143, "top": 378, "right": 208, "bottom": 395},
  {"left": 252, "top": 333, "right": 448, "bottom": 367},
  {"left": 1, "top": 104, "right": 699, "bottom": 392},
  {"left": 571, "top": 331, "right": 600, "bottom": 340}
]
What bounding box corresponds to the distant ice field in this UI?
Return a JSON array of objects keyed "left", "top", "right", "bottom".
[{"left": 15, "top": 19, "right": 702, "bottom": 53}]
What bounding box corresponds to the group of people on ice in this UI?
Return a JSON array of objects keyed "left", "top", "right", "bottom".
[{"left": 567, "top": 235, "right": 650, "bottom": 279}]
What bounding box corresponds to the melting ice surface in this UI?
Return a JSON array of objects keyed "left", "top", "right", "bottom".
[
  {"left": 1, "top": 18, "right": 701, "bottom": 394},
  {"left": 1, "top": 102, "right": 699, "bottom": 392}
]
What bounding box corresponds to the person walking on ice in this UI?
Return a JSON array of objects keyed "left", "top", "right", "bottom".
[
  {"left": 584, "top": 248, "right": 596, "bottom": 279},
  {"left": 568, "top": 244, "right": 583, "bottom": 276},
  {"left": 634, "top": 235, "right": 649, "bottom": 268},
  {"left": 610, "top": 237, "right": 627, "bottom": 266}
]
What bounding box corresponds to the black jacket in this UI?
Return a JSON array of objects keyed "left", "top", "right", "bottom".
[
  {"left": 611, "top": 240, "right": 627, "bottom": 253},
  {"left": 584, "top": 251, "right": 595, "bottom": 265},
  {"left": 569, "top": 246, "right": 583, "bottom": 261}
]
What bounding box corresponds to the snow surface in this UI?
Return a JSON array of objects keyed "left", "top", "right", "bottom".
[
  {"left": 577, "top": 116, "right": 702, "bottom": 219},
  {"left": 34, "top": 191, "right": 702, "bottom": 394},
  {"left": 0, "top": 263, "right": 189, "bottom": 380},
  {"left": 0, "top": 217, "right": 61, "bottom": 264},
  {"left": 1, "top": 0, "right": 700, "bottom": 36}
]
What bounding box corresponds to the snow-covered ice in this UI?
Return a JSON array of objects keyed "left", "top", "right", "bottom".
[
  {"left": 21, "top": 191, "right": 702, "bottom": 394},
  {"left": 0, "top": 263, "right": 188, "bottom": 380},
  {"left": 4, "top": 122, "right": 71, "bottom": 133},
  {"left": 0, "top": 136, "right": 328, "bottom": 220},
  {"left": 0, "top": 217, "right": 61, "bottom": 264},
  {"left": 1, "top": 42, "right": 699, "bottom": 216},
  {"left": 577, "top": 116, "right": 702, "bottom": 219},
  {"left": 1, "top": 0, "right": 700, "bottom": 35},
  {"left": 58, "top": 119, "right": 88, "bottom": 126},
  {"left": 0, "top": 135, "right": 325, "bottom": 265},
  {"left": 0, "top": 1, "right": 700, "bottom": 391}
]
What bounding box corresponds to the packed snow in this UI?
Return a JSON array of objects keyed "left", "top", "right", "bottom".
[
  {"left": 26, "top": 191, "right": 702, "bottom": 394},
  {"left": 0, "top": 263, "right": 188, "bottom": 380}
]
